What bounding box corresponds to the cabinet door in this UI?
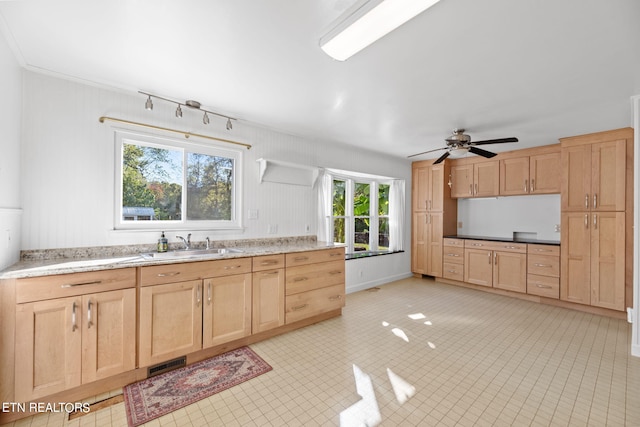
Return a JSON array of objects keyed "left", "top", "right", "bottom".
[
  {"left": 252, "top": 269, "right": 285, "bottom": 333},
  {"left": 427, "top": 164, "right": 444, "bottom": 211},
  {"left": 464, "top": 248, "right": 493, "bottom": 287},
  {"left": 411, "top": 212, "right": 428, "bottom": 274},
  {"left": 203, "top": 273, "right": 252, "bottom": 348},
  {"left": 560, "top": 213, "right": 591, "bottom": 305},
  {"left": 590, "top": 212, "right": 625, "bottom": 310},
  {"left": 450, "top": 164, "right": 473, "bottom": 198},
  {"left": 530, "top": 152, "right": 560, "bottom": 194},
  {"left": 561, "top": 145, "right": 591, "bottom": 211},
  {"left": 413, "top": 165, "right": 429, "bottom": 211},
  {"left": 591, "top": 140, "right": 626, "bottom": 211},
  {"left": 139, "top": 280, "right": 203, "bottom": 367},
  {"left": 81, "top": 289, "right": 136, "bottom": 383},
  {"left": 493, "top": 252, "right": 527, "bottom": 293},
  {"left": 474, "top": 161, "right": 499, "bottom": 197},
  {"left": 15, "top": 296, "right": 82, "bottom": 402},
  {"left": 426, "top": 212, "right": 443, "bottom": 277},
  {"left": 500, "top": 157, "right": 530, "bottom": 195}
]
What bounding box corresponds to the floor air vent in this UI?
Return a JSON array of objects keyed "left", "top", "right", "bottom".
[{"left": 148, "top": 356, "right": 186, "bottom": 378}]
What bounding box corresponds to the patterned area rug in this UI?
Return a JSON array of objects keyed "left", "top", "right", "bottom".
[{"left": 123, "top": 347, "right": 272, "bottom": 427}]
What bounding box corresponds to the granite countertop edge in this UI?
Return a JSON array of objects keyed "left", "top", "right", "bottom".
[
  {"left": 1, "top": 237, "right": 343, "bottom": 279},
  {"left": 444, "top": 235, "right": 561, "bottom": 246}
]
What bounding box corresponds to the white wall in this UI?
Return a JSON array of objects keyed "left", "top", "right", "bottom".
[
  {"left": 457, "top": 194, "right": 561, "bottom": 242},
  {"left": 17, "top": 71, "right": 412, "bottom": 288},
  {"left": 0, "top": 30, "right": 22, "bottom": 269}
]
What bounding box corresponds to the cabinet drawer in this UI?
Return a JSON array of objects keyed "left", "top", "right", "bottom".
[
  {"left": 286, "top": 260, "right": 345, "bottom": 295},
  {"left": 285, "top": 284, "right": 345, "bottom": 324},
  {"left": 252, "top": 254, "right": 285, "bottom": 272},
  {"left": 527, "top": 244, "right": 560, "bottom": 257},
  {"left": 443, "top": 262, "right": 464, "bottom": 281},
  {"left": 285, "top": 247, "right": 344, "bottom": 267},
  {"left": 443, "top": 246, "right": 464, "bottom": 264},
  {"left": 140, "top": 258, "right": 252, "bottom": 286},
  {"left": 527, "top": 254, "right": 560, "bottom": 277},
  {"left": 16, "top": 268, "right": 136, "bottom": 303},
  {"left": 443, "top": 238, "right": 464, "bottom": 247},
  {"left": 527, "top": 274, "right": 559, "bottom": 299}
]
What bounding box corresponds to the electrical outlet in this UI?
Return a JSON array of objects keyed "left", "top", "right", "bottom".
[
  {"left": 554, "top": 224, "right": 561, "bottom": 232},
  {"left": 268, "top": 224, "right": 278, "bottom": 234},
  {"left": 248, "top": 209, "right": 259, "bottom": 220},
  {"left": 305, "top": 224, "right": 310, "bottom": 233},
  {"left": 458, "top": 222, "right": 463, "bottom": 228}
]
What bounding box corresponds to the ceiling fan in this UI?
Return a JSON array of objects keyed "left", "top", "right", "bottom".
[{"left": 408, "top": 129, "right": 518, "bottom": 164}]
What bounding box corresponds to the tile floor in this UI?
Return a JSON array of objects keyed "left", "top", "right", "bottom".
[{"left": 4, "top": 277, "right": 640, "bottom": 426}]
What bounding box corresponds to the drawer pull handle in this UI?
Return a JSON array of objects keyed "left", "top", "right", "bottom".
[
  {"left": 224, "top": 265, "right": 243, "bottom": 270},
  {"left": 87, "top": 299, "right": 93, "bottom": 329},
  {"left": 329, "top": 270, "right": 343, "bottom": 275},
  {"left": 535, "top": 283, "right": 553, "bottom": 289},
  {"left": 503, "top": 246, "right": 518, "bottom": 249},
  {"left": 534, "top": 248, "right": 552, "bottom": 252},
  {"left": 329, "top": 295, "right": 342, "bottom": 301},
  {"left": 157, "top": 272, "right": 180, "bottom": 277},
  {"left": 61, "top": 280, "right": 102, "bottom": 288},
  {"left": 446, "top": 253, "right": 460, "bottom": 257},
  {"left": 260, "top": 260, "right": 279, "bottom": 266},
  {"left": 447, "top": 270, "right": 458, "bottom": 273},
  {"left": 330, "top": 253, "right": 343, "bottom": 257},
  {"left": 262, "top": 271, "right": 279, "bottom": 276},
  {"left": 291, "top": 304, "right": 308, "bottom": 311},
  {"left": 294, "top": 256, "right": 309, "bottom": 261},
  {"left": 294, "top": 277, "right": 308, "bottom": 282},
  {"left": 71, "top": 301, "right": 77, "bottom": 332},
  {"left": 472, "top": 243, "right": 483, "bottom": 247},
  {"left": 534, "top": 263, "right": 552, "bottom": 268}
]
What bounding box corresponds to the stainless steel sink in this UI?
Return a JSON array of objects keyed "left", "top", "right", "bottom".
[{"left": 141, "top": 248, "right": 243, "bottom": 260}]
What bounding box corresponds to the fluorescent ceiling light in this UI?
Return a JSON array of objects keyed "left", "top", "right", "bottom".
[{"left": 320, "top": 0, "right": 441, "bottom": 61}]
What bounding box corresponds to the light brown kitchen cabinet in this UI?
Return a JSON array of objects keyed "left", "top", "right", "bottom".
[
  {"left": 560, "top": 212, "right": 625, "bottom": 310},
  {"left": 527, "top": 244, "right": 560, "bottom": 299},
  {"left": 139, "top": 280, "right": 203, "bottom": 367},
  {"left": 500, "top": 152, "right": 561, "bottom": 196},
  {"left": 411, "top": 161, "right": 457, "bottom": 277},
  {"left": 203, "top": 274, "right": 252, "bottom": 347},
  {"left": 14, "top": 269, "right": 136, "bottom": 402},
  {"left": 285, "top": 247, "right": 345, "bottom": 324},
  {"left": 252, "top": 254, "right": 285, "bottom": 333},
  {"left": 561, "top": 139, "right": 626, "bottom": 212},
  {"left": 560, "top": 128, "right": 632, "bottom": 312},
  {"left": 450, "top": 161, "right": 499, "bottom": 198},
  {"left": 463, "top": 240, "right": 527, "bottom": 292},
  {"left": 443, "top": 238, "right": 464, "bottom": 281}
]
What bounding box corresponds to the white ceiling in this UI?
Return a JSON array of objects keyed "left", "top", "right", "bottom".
[{"left": 1, "top": 0, "right": 639, "bottom": 160}]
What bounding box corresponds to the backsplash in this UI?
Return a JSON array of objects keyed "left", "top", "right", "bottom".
[{"left": 457, "top": 194, "right": 561, "bottom": 241}]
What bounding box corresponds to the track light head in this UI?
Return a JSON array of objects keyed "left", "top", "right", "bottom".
[
  {"left": 145, "top": 95, "right": 153, "bottom": 110},
  {"left": 226, "top": 118, "right": 233, "bottom": 130},
  {"left": 203, "top": 112, "right": 210, "bottom": 125}
]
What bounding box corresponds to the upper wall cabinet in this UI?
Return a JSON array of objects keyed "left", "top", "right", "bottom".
[
  {"left": 560, "top": 130, "right": 630, "bottom": 212},
  {"left": 450, "top": 161, "right": 499, "bottom": 198},
  {"left": 499, "top": 152, "right": 561, "bottom": 196}
]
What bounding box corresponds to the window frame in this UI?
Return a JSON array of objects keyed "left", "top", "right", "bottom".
[
  {"left": 331, "top": 177, "right": 392, "bottom": 254},
  {"left": 114, "top": 130, "right": 243, "bottom": 231}
]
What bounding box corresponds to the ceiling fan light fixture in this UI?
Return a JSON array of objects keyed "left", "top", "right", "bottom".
[
  {"left": 320, "top": 0, "right": 441, "bottom": 61},
  {"left": 448, "top": 146, "right": 469, "bottom": 158}
]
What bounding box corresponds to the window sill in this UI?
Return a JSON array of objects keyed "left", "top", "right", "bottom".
[{"left": 345, "top": 250, "right": 404, "bottom": 260}]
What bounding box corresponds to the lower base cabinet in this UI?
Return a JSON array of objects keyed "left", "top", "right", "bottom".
[
  {"left": 463, "top": 241, "right": 527, "bottom": 292},
  {"left": 203, "top": 273, "right": 252, "bottom": 347}
]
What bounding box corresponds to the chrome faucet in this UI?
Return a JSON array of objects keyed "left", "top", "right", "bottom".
[
  {"left": 205, "top": 237, "right": 211, "bottom": 250},
  {"left": 176, "top": 233, "right": 191, "bottom": 250}
]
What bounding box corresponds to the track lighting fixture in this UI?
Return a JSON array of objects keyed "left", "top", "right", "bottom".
[{"left": 139, "top": 91, "right": 235, "bottom": 130}]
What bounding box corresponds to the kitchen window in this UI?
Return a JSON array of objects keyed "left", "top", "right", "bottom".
[
  {"left": 319, "top": 169, "right": 404, "bottom": 255},
  {"left": 114, "top": 131, "right": 242, "bottom": 230}
]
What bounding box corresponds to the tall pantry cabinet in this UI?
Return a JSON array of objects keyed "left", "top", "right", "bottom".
[
  {"left": 560, "top": 128, "right": 633, "bottom": 311},
  {"left": 411, "top": 161, "right": 457, "bottom": 277}
]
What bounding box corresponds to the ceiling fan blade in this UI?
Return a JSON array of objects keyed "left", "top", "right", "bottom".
[
  {"left": 470, "top": 137, "right": 518, "bottom": 146},
  {"left": 468, "top": 146, "right": 497, "bottom": 158},
  {"left": 407, "top": 146, "right": 448, "bottom": 158},
  {"left": 433, "top": 151, "right": 450, "bottom": 164}
]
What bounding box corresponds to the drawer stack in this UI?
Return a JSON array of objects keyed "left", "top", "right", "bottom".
[
  {"left": 526, "top": 244, "right": 560, "bottom": 299},
  {"left": 442, "top": 238, "right": 464, "bottom": 281},
  {"left": 285, "top": 247, "right": 345, "bottom": 324}
]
